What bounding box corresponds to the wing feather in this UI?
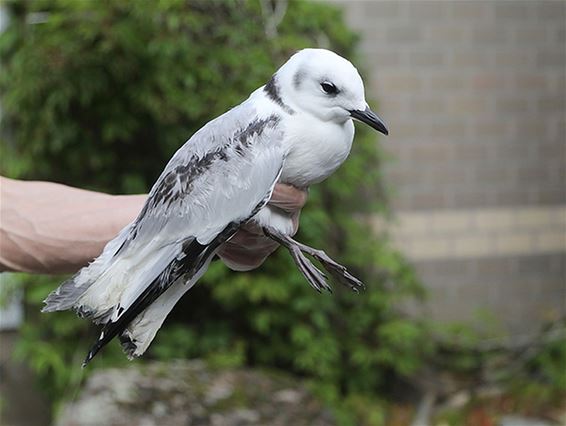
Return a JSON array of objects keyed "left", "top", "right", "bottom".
[
  {"left": 44, "top": 100, "right": 287, "bottom": 361},
  {"left": 110, "top": 108, "right": 285, "bottom": 316},
  {"left": 124, "top": 105, "right": 284, "bottom": 249}
]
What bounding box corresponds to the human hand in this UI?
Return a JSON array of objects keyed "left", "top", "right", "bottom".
[{"left": 217, "top": 183, "right": 308, "bottom": 271}]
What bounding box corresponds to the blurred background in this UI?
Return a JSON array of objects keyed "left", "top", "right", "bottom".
[
  {"left": 338, "top": 0, "right": 565, "bottom": 335},
  {"left": 0, "top": 1, "right": 564, "bottom": 425}
]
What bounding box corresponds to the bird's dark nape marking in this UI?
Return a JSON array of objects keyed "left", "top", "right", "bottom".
[
  {"left": 82, "top": 222, "right": 241, "bottom": 367},
  {"left": 264, "top": 75, "right": 295, "bottom": 115},
  {"left": 292, "top": 70, "right": 305, "bottom": 89}
]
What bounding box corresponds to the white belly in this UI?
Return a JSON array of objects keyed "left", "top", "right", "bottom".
[{"left": 280, "top": 118, "right": 355, "bottom": 188}]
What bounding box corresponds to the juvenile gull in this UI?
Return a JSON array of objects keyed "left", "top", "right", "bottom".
[{"left": 43, "top": 48, "right": 389, "bottom": 366}]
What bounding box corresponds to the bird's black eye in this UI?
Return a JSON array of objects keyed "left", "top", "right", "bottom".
[{"left": 320, "top": 82, "right": 338, "bottom": 95}]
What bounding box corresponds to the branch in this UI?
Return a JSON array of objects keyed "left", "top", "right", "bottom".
[{"left": 259, "top": 0, "right": 288, "bottom": 39}]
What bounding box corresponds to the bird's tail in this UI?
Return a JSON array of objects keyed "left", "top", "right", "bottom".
[
  {"left": 80, "top": 237, "right": 219, "bottom": 366},
  {"left": 42, "top": 223, "right": 180, "bottom": 327},
  {"left": 42, "top": 224, "right": 132, "bottom": 317},
  {"left": 45, "top": 221, "right": 238, "bottom": 366},
  {"left": 117, "top": 255, "right": 214, "bottom": 359}
]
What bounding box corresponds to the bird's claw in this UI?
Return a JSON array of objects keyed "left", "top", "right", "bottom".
[
  {"left": 263, "top": 227, "right": 363, "bottom": 293},
  {"left": 310, "top": 251, "right": 365, "bottom": 292}
]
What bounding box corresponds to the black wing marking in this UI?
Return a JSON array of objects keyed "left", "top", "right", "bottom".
[
  {"left": 82, "top": 177, "right": 279, "bottom": 366},
  {"left": 113, "top": 114, "right": 281, "bottom": 256},
  {"left": 82, "top": 221, "right": 240, "bottom": 367}
]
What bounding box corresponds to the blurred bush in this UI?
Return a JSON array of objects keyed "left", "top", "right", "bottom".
[{"left": 0, "top": 0, "right": 429, "bottom": 423}]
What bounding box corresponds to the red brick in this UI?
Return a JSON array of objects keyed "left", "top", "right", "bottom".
[
  {"left": 429, "top": 73, "right": 467, "bottom": 91},
  {"left": 513, "top": 26, "right": 550, "bottom": 44},
  {"left": 410, "top": 191, "right": 449, "bottom": 210},
  {"left": 496, "top": 97, "right": 530, "bottom": 114},
  {"left": 450, "top": 96, "right": 489, "bottom": 114},
  {"left": 451, "top": 50, "right": 494, "bottom": 67},
  {"left": 409, "top": 50, "right": 446, "bottom": 67},
  {"left": 411, "top": 97, "right": 446, "bottom": 115},
  {"left": 495, "top": 50, "right": 535, "bottom": 67},
  {"left": 378, "top": 72, "right": 422, "bottom": 92},
  {"left": 471, "top": 26, "right": 510, "bottom": 43},
  {"left": 537, "top": 96, "right": 565, "bottom": 113},
  {"left": 513, "top": 72, "right": 549, "bottom": 91}
]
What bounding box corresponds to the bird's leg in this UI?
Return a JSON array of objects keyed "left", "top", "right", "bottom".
[
  {"left": 263, "top": 228, "right": 364, "bottom": 293},
  {"left": 264, "top": 227, "right": 331, "bottom": 293}
]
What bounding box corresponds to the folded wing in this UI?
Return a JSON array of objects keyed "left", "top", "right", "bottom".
[{"left": 43, "top": 101, "right": 286, "bottom": 363}]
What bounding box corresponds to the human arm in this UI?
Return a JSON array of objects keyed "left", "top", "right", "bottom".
[
  {"left": 0, "top": 177, "right": 146, "bottom": 274},
  {"left": 0, "top": 177, "right": 306, "bottom": 274}
]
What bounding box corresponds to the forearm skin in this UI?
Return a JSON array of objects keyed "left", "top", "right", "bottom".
[{"left": 0, "top": 177, "right": 145, "bottom": 274}]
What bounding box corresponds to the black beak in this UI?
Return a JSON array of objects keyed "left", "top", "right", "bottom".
[{"left": 350, "top": 107, "right": 389, "bottom": 135}]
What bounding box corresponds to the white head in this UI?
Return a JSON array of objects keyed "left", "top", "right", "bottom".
[{"left": 267, "top": 48, "right": 388, "bottom": 135}]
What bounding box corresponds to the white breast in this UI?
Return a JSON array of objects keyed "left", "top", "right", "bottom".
[
  {"left": 251, "top": 111, "right": 355, "bottom": 236},
  {"left": 280, "top": 116, "right": 355, "bottom": 187}
]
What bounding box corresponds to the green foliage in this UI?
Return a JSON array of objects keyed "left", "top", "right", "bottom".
[
  {"left": 1, "top": 0, "right": 428, "bottom": 422},
  {"left": 11, "top": 274, "right": 131, "bottom": 412},
  {"left": 528, "top": 329, "right": 566, "bottom": 392},
  {"left": 432, "top": 330, "right": 566, "bottom": 426},
  {"left": 0, "top": 273, "right": 22, "bottom": 308}
]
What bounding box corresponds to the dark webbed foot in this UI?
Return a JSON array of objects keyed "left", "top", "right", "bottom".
[{"left": 264, "top": 228, "right": 364, "bottom": 293}]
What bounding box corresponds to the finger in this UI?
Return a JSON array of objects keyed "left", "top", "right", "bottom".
[
  {"left": 217, "top": 238, "right": 279, "bottom": 271},
  {"left": 226, "top": 230, "right": 279, "bottom": 252},
  {"left": 269, "top": 184, "right": 308, "bottom": 213},
  {"left": 231, "top": 221, "right": 264, "bottom": 238},
  {"left": 218, "top": 248, "right": 270, "bottom": 270}
]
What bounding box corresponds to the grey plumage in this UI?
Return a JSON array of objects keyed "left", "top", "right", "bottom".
[{"left": 44, "top": 99, "right": 287, "bottom": 364}]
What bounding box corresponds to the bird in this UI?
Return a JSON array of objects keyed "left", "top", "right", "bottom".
[{"left": 42, "top": 48, "right": 389, "bottom": 366}]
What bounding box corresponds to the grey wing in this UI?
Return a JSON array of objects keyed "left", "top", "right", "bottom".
[
  {"left": 75, "top": 103, "right": 287, "bottom": 365},
  {"left": 105, "top": 102, "right": 286, "bottom": 310},
  {"left": 128, "top": 103, "right": 285, "bottom": 248},
  {"left": 44, "top": 101, "right": 285, "bottom": 329}
]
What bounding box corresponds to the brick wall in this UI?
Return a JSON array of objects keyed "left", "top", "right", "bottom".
[
  {"left": 374, "top": 206, "right": 566, "bottom": 259},
  {"left": 329, "top": 0, "right": 566, "bottom": 334}
]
